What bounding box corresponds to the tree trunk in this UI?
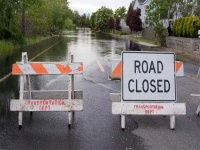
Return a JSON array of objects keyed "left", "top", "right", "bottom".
[{"left": 21, "top": 1, "right": 26, "bottom": 36}]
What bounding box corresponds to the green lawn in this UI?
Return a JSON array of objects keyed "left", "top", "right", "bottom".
[
  {"left": 0, "top": 36, "right": 49, "bottom": 56},
  {"left": 128, "top": 37, "right": 160, "bottom": 46}
]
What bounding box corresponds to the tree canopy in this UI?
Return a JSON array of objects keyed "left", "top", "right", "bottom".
[
  {"left": 145, "top": 0, "right": 199, "bottom": 27},
  {"left": 0, "top": 0, "right": 79, "bottom": 43},
  {"left": 126, "top": 3, "right": 142, "bottom": 32},
  {"left": 94, "top": 6, "right": 113, "bottom": 32},
  {"left": 114, "top": 6, "right": 126, "bottom": 19}
]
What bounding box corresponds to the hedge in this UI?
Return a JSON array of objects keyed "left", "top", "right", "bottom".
[{"left": 172, "top": 15, "right": 200, "bottom": 38}]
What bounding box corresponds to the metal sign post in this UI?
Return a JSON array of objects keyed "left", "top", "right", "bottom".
[
  {"left": 110, "top": 51, "right": 186, "bottom": 130},
  {"left": 10, "top": 52, "right": 83, "bottom": 129}
]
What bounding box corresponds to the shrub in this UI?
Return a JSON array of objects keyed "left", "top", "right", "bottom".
[
  {"left": 182, "top": 17, "right": 188, "bottom": 37},
  {"left": 172, "top": 15, "right": 200, "bottom": 38},
  {"left": 172, "top": 19, "right": 177, "bottom": 36},
  {"left": 154, "top": 23, "right": 167, "bottom": 46}
]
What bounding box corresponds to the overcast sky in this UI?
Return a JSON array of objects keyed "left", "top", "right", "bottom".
[{"left": 68, "top": 0, "right": 132, "bottom": 15}]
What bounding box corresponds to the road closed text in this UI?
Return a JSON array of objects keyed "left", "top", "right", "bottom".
[
  {"left": 128, "top": 79, "right": 170, "bottom": 93},
  {"left": 128, "top": 60, "right": 170, "bottom": 93}
]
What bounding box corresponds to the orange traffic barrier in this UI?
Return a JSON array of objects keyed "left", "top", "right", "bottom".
[
  {"left": 109, "top": 59, "right": 122, "bottom": 80},
  {"left": 175, "top": 61, "right": 184, "bottom": 76},
  {"left": 110, "top": 60, "right": 184, "bottom": 80}
]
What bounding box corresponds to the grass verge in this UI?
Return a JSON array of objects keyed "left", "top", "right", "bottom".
[
  {"left": 128, "top": 37, "right": 160, "bottom": 46},
  {"left": 0, "top": 40, "right": 15, "bottom": 54},
  {"left": 0, "top": 36, "right": 49, "bottom": 56},
  {"left": 25, "top": 36, "right": 49, "bottom": 45}
]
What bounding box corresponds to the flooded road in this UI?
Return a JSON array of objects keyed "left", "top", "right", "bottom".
[
  {"left": 0, "top": 31, "right": 200, "bottom": 150},
  {"left": 0, "top": 31, "right": 146, "bottom": 150}
]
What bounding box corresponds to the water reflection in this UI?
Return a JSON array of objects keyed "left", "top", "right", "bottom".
[{"left": 125, "top": 40, "right": 142, "bottom": 51}]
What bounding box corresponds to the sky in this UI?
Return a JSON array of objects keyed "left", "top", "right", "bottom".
[{"left": 68, "top": 0, "right": 132, "bottom": 15}]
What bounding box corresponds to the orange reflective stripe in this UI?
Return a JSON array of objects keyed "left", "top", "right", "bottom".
[
  {"left": 112, "top": 61, "right": 122, "bottom": 77},
  {"left": 12, "top": 64, "right": 23, "bottom": 74},
  {"left": 175, "top": 62, "right": 182, "bottom": 73},
  {"left": 30, "top": 64, "right": 48, "bottom": 74},
  {"left": 77, "top": 63, "right": 83, "bottom": 72},
  {"left": 56, "top": 64, "right": 72, "bottom": 74}
]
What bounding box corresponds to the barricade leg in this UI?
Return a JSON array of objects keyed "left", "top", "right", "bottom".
[
  {"left": 68, "top": 112, "right": 72, "bottom": 127},
  {"left": 19, "top": 73, "right": 24, "bottom": 129},
  {"left": 121, "top": 115, "right": 125, "bottom": 130},
  {"left": 196, "top": 103, "right": 200, "bottom": 116},
  {"left": 197, "top": 67, "right": 200, "bottom": 77},
  {"left": 18, "top": 112, "right": 23, "bottom": 129},
  {"left": 170, "top": 115, "right": 175, "bottom": 130},
  {"left": 68, "top": 52, "right": 73, "bottom": 127}
]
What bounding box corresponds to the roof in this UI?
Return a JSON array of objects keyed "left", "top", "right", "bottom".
[{"left": 138, "top": 0, "right": 148, "bottom": 4}]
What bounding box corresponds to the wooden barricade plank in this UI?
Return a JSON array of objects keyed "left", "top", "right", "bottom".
[
  {"left": 23, "top": 90, "right": 83, "bottom": 99},
  {"left": 112, "top": 102, "right": 186, "bottom": 115},
  {"left": 10, "top": 99, "right": 83, "bottom": 111}
]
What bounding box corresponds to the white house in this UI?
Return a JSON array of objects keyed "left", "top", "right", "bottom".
[{"left": 132, "top": 0, "right": 198, "bottom": 28}]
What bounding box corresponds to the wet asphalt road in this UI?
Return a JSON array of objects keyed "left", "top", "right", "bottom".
[{"left": 0, "top": 31, "right": 200, "bottom": 150}]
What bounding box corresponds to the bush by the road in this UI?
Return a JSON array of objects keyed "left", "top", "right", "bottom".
[{"left": 172, "top": 16, "right": 200, "bottom": 38}]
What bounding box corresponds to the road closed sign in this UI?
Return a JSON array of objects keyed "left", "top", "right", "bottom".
[{"left": 122, "top": 52, "right": 176, "bottom": 102}]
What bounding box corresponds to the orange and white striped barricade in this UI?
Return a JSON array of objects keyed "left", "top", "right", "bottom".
[
  {"left": 109, "top": 59, "right": 122, "bottom": 80},
  {"left": 10, "top": 52, "right": 83, "bottom": 129},
  {"left": 110, "top": 59, "right": 184, "bottom": 80},
  {"left": 110, "top": 52, "right": 186, "bottom": 130},
  {"left": 175, "top": 61, "right": 184, "bottom": 76}
]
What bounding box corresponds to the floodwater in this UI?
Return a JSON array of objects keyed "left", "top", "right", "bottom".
[{"left": 0, "top": 31, "right": 150, "bottom": 149}]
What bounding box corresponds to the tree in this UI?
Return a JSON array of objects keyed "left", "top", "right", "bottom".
[
  {"left": 178, "top": 0, "right": 199, "bottom": 17},
  {"left": 131, "top": 8, "right": 142, "bottom": 32},
  {"left": 90, "top": 12, "right": 96, "bottom": 30},
  {"left": 85, "top": 14, "right": 90, "bottom": 28},
  {"left": 0, "top": 0, "right": 22, "bottom": 40},
  {"left": 126, "top": 3, "right": 134, "bottom": 27},
  {"left": 80, "top": 14, "right": 86, "bottom": 28},
  {"left": 114, "top": 6, "right": 126, "bottom": 19},
  {"left": 64, "top": 18, "right": 75, "bottom": 30},
  {"left": 115, "top": 17, "right": 121, "bottom": 31},
  {"left": 71, "top": 11, "right": 81, "bottom": 27},
  {"left": 0, "top": 0, "right": 74, "bottom": 42},
  {"left": 145, "top": 0, "right": 179, "bottom": 27},
  {"left": 126, "top": 3, "right": 142, "bottom": 33},
  {"left": 108, "top": 17, "right": 115, "bottom": 31},
  {"left": 194, "top": 0, "right": 200, "bottom": 18},
  {"left": 145, "top": 0, "right": 179, "bottom": 46},
  {"left": 154, "top": 23, "right": 167, "bottom": 46},
  {"left": 95, "top": 6, "right": 113, "bottom": 32}
]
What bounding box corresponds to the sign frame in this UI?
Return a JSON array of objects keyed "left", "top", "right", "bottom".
[{"left": 122, "top": 51, "right": 176, "bottom": 102}]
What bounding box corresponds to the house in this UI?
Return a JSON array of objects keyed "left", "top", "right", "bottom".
[
  {"left": 132, "top": 0, "right": 151, "bottom": 27},
  {"left": 133, "top": 0, "right": 176, "bottom": 28},
  {"left": 133, "top": 0, "right": 198, "bottom": 28}
]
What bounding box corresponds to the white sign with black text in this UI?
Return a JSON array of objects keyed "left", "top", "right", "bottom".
[{"left": 122, "top": 52, "right": 176, "bottom": 102}]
